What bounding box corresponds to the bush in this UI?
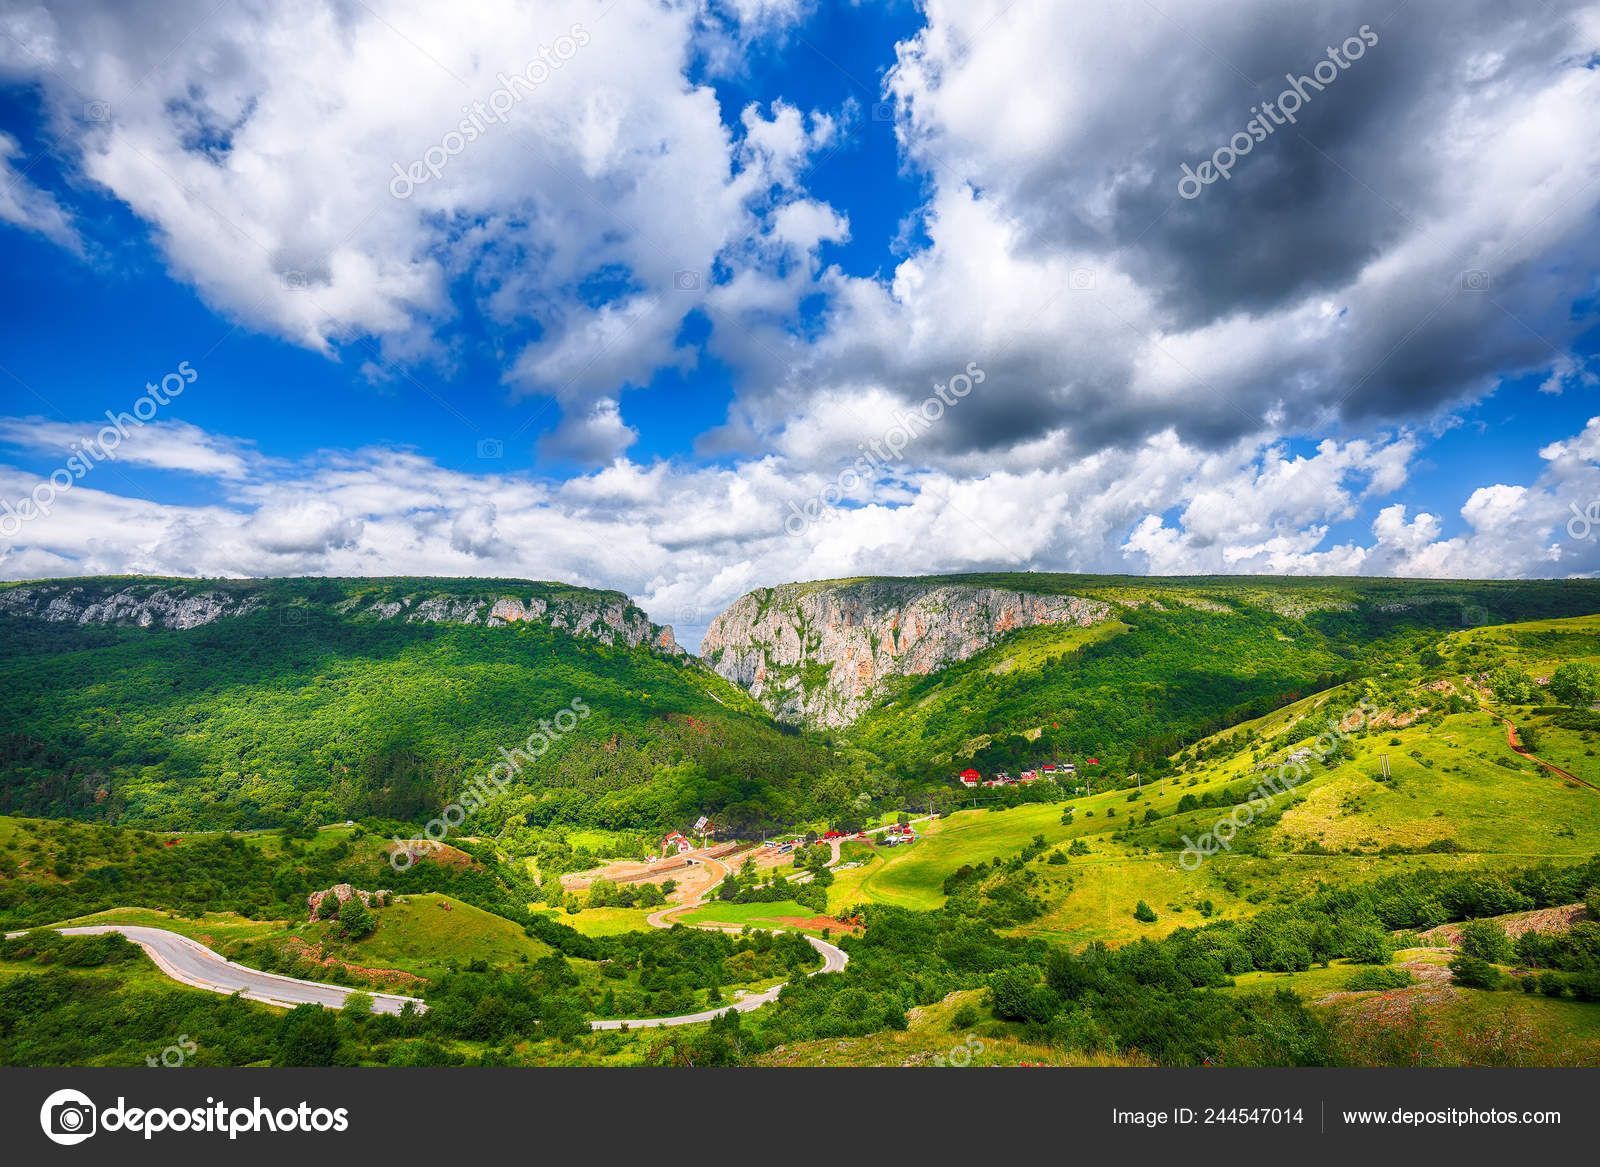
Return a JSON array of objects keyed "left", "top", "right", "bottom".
[
  {"left": 1133, "top": 900, "right": 1157, "bottom": 923},
  {"left": 988, "top": 966, "right": 1040, "bottom": 1020},
  {"left": 1457, "top": 918, "right": 1513, "bottom": 963},
  {"left": 1536, "top": 971, "right": 1567, "bottom": 998},
  {"left": 951, "top": 1003, "right": 979, "bottom": 1029},
  {"left": 1343, "top": 966, "right": 1413, "bottom": 992},
  {"left": 1448, "top": 955, "right": 1501, "bottom": 990},
  {"left": 1568, "top": 971, "right": 1600, "bottom": 1002},
  {"left": 1343, "top": 927, "right": 1394, "bottom": 965},
  {"left": 337, "top": 896, "right": 375, "bottom": 940}
]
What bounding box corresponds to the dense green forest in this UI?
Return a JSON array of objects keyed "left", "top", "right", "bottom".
[{"left": 0, "top": 579, "right": 872, "bottom": 834}]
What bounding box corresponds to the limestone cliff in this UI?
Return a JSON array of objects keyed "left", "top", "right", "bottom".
[
  {"left": 0, "top": 578, "right": 684, "bottom": 654},
  {"left": 701, "top": 579, "right": 1112, "bottom": 727}
]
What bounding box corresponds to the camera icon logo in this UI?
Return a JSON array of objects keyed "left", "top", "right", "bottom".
[
  {"left": 40, "top": 1088, "right": 97, "bottom": 1145},
  {"left": 84, "top": 100, "right": 111, "bottom": 123},
  {"left": 1068, "top": 268, "right": 1096, "bottom": 291},
  {"left": 1461, "top": 269, "right": 1491, "bottom": 291},
  {"left": 870, "top": 101, "right": 895, "bottom": 122},
  {"left": 476, "top": 437, "right": 505, "bottom": 459},
  {"left": 672, "top": 270, "right": 701, "bottom": 291}
]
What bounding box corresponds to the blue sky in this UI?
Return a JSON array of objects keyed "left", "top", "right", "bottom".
[{"left": 1, "top": 0, "right": 1598, "bottom": 650}]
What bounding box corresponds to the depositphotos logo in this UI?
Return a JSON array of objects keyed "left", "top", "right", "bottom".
[{"left": 40, "top": 1088, "right": 350, "bottom": 1143}]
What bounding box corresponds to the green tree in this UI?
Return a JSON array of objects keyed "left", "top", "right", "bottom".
[
  {"left": 1448, "top": 954, "right": 1501, "bottom": 990},
  {"left": 1548, "top": 662, "right": 1600, "bottom": 710},
  {"left": 337, "top": 896, "right": 375, "bottom": 939},
  {"left": 275, "top": 1004, "right": 344, "bottom": 1065},
  {"left": 1488, "top": 666, "right": 1536, "bottom": 704},
  {"left": 1458, "top": 918, "right": 1512, "bottom": 963},
  {"left": 1133, "top": 900, "right": 1157, "bottom": 923},
  {"left": 342, "top": 991, "right": 374, "bottom": 1017}
]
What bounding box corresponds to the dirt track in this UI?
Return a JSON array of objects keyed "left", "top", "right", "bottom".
[{"left": 1502, "top": 717, "right": 1600, "bottom": 794}]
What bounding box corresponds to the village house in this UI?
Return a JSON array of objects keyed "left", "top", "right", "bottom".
[{"left": 661, "top": 831, "right": 693, "bottom": 855}]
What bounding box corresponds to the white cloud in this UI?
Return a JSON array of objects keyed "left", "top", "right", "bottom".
[
  {"left": 0, "top": 0, "right": 848, "bottom": 460},
  {"left": 701, "top": 0, "right": 1600, "bottom": 475},
  {"left": 2, "top": 0, "right": 1599, "bottom": 623},
  {"left": 0, "top": 417, "right": 254, "bottom": 480},
  {"left": 0, "top": 132, "right": 80, "bottom": 252}
]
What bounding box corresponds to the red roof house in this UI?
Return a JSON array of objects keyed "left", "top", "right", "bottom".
[{"left": 661, "top": 831, "right": 693, "bottom": 855}]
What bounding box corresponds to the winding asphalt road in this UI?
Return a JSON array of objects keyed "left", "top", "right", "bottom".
[
  {"left": 612, "top": 848, "right": 850, "bottom": 1029},
  {"left": 7, "top": 842, "right": 853, "bottom": 1031},
  {"left": 3, "top": 924, "right": 425, "bottom": 1015}
]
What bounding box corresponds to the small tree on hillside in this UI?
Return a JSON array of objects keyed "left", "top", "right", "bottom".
[
  {"left": 1458, "top": 918, "right": 1513, "bottom": 963},
  {"left": 1548, "top": 662, "right": 1600, "bottom": 710},
  {"left": 338, "top": 896, "right": 374, "bottom": 940}
]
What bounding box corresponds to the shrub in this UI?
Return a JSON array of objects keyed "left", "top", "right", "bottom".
[
  {"left": 1568, "top": 972, "right": 1600, "bottom": 1002},
  {"left": 988, "top": 966, "right": 1040, "bottom": 1020},
  {"left": 337, "top": 896, "right": 375, "bottom": 940},
  {"left": 1133, "top": 900, "right": 1157, "bottom": 923},
  {"left": 1448, "top": 955, "right": 1501, "bottom": 990},
  {"left": 1343, "top": 927, "right": 1394, "bottom": 965},
  {"left": 1344, "top": 967, "right": 1413, "bottom": 992},
  {"left": 1457, "top": 919, "right": 1513, "bottom": 963},
  {"left": 1536, "top": 971, "right": 1567, "bottom": 998}
]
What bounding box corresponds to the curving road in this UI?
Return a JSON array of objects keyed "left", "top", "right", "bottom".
[
  {"left": 7, "top": 842, "right": 853, "bottom": 1032},
  {"left": 590, "top": 932, "right": 847, "bottom": 1030},
  {"left": 3, "top": 924, "right": 425, "bottom": 1015},
  {"left": 606, "top": 848, "right": 849, "bottom": 1029}
]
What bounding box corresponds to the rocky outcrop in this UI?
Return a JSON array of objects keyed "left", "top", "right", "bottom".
[
  {"left": 307, "top": 883, "right": 392, "bottom": 921},
  {"left": 0, "top": 584, "right": 262, "bottom": 629},
  {"left": 0, "top": 580, "right": 683, "bottom": 654},
  {"left": 701, "top": 580, "right": 1113, "bottom": 727}
]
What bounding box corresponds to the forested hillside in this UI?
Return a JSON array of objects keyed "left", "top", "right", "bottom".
[{"left": 0, "top": 578, "right": 869, "bottom": 833}]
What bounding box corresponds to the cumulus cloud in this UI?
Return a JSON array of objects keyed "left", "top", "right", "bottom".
[
  {"left": 0, "top": 0, "right": 848, "bottom": 460},
  {"left": 701, "top": 0, "right": 1600, "bottom": 472}
]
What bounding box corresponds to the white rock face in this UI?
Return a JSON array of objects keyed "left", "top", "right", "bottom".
[
  {"left": 0, "top": 585, "right": 261, "bottom": 629},
  {"left": 485, "top": 596, "right": 547, "bottom": 625},
  {"left": 0, "top": 581, "right": 683, "bottom": 654},
  {"left": 701, "top": 581, "right": 1113, "bottom": 727}
]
